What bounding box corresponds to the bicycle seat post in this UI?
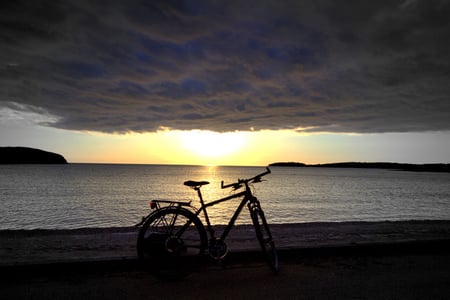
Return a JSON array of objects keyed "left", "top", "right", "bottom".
[
  {"left": 194, "top": 186, "right": 205, "bottom": 206},
  {"left": 194, "top": 186, "right": 214, "bottom": 234}
]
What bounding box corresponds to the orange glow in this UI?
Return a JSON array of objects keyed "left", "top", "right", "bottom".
[{"left": 60, "top": 129, "right": 359, "bottom": 166}]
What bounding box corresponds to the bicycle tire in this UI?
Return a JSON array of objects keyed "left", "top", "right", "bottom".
[
  {"left": 251, "top": 206, "right": 279, "bottom": 273},
  {"left": 137, "top": 207, "right": 207, "bottom": 280}
]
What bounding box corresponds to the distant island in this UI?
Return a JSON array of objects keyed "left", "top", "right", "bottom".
[
  {"left": 0, "top": 147, "right": 67, "bottom": 164},
  {"left": 269, "top": 162, "right": 450, "bottom": 173}
]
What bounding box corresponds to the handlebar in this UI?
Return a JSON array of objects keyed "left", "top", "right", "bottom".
[{"left": 221, "top": 167, "right": 271, "bottom": 189}]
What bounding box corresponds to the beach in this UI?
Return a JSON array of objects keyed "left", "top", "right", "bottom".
[
  {"left": 1, "top": 220, "right": 449, "bottom": 266},
  {"left": 1, "top": 221, "right": 450, "bottom": 299}
]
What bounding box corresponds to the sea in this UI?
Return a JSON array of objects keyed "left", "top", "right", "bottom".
[{"left": 1, "top": 164, "right": 449, "bottom": 230}]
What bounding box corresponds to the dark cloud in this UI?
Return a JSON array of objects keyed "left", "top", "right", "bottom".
[{"left": 1, "top": 0, "right": 449, "bottom": 133}]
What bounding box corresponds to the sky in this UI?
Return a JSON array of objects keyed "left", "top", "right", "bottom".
[{"left": 1, "top": 0, "right": 449, "bottom": 166}]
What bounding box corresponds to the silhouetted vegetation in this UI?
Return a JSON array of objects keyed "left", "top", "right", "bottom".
[
  {"left": 269, "top": 162, "right": 450, "bottom": 173},
  {"left": 0, "top": 147, "right": 67, "bottom": 164}
]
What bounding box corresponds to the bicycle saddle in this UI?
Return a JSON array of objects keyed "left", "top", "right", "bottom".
[{"left": 184, "top": 180, "right": 210, "bottom": 187}]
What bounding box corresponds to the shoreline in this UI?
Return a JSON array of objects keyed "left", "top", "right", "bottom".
[
  {"left": 1, "top": 218, "right": 449, "bottom": 233},
  {"left": 1, "top": 220, "right": 449, "bottom": 267}
]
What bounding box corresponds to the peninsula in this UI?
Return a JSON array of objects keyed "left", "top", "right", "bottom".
[
  {"left": 0, "top": 147, "right": 67, "bottom": 164},
  {"left": 269, "top": 161, "right": 450, "bottom": 173}
]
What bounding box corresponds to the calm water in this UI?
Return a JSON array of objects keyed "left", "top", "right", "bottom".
[{"left": 1, "top": 164, "right": 449, "bottom": 229}]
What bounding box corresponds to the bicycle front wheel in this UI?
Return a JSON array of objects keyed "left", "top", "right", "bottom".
[
  {"left": 137, "top": 207, "right": 207, "bottom": 280},
  {"left": 251, "top": 206, "right": 279, "bottom": 273}
]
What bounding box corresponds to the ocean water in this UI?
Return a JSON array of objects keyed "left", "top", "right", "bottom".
[{"left": 0, "top": 164, "right": 449, "bottom": 229}]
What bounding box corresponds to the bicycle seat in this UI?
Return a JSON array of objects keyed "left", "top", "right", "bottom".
[{"left": 184, "top": 180, "right": 210, "bottom": 187}]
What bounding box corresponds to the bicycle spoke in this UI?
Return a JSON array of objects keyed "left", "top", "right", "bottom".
[
  {"left": 150, "top": 212, "right": 179, "bottom": 235},
  {"left": 173, "top": 219, "right": 194, "bottom": 237},
  {"left": 137, "top": 207, "right": 207, "bottom": 280}
]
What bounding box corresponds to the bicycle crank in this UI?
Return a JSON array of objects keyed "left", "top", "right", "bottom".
[{"left": 208, "top": 238, "right": 228, "bottom": 260}]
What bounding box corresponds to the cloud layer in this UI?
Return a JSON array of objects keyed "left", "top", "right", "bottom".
[{"left": 1, "top": 0, "right": 449, "bottom": 133}]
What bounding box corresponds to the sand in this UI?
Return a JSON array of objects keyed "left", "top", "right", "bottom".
[
  {"left": 1, "top": 220, "right": 449, "bottom": 266},
  {"left": 1, "top": 221, "right": 450, "bottom": 299}
]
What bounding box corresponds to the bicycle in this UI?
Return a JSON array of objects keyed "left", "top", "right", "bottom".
[{"left": 136, "top": 167, "right": 278, "bottom": 280}]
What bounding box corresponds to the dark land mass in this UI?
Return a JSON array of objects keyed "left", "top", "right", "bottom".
[
  {"left": 270, "top": 161, "right": 450, "bottom": 173},
  {"left": 0, "top": 147, "right": 67, "bottom": 164}
]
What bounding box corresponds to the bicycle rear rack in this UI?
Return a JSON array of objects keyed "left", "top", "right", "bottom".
[
  {"left": 135, "top": 199, "right": 193, "bottom": 227},
  {"left": 149, "top": 199, "right": 192, "bottom": 209}
]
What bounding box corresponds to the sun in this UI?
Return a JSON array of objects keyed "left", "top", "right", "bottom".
[{"left": 179, "top": 130, "right": 247, "bottom": 158}]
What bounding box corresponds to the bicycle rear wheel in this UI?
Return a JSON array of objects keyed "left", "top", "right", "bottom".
[
  {"left": 137, "top": 207, "right": 207, "bottom": 280},
  {"left": 250, "top": 206, "right": 279, "bottom": 273}
]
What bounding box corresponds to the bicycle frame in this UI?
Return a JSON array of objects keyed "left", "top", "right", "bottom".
[{"left": 192, "top": 182, "right": 256, "bottom": 244}]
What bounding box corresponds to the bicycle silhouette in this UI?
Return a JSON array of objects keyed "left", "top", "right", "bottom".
[{"left": 136, "top": 167, "right": 278, "bottom": 280}]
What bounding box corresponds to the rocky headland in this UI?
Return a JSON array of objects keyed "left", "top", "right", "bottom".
[{"left": 0, "top": 147, "right": 67, "bottom": 164}]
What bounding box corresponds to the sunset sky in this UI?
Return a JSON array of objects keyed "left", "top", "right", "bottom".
[{"left": 1, "top": 0, "right": 449, "bottom": 166}]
